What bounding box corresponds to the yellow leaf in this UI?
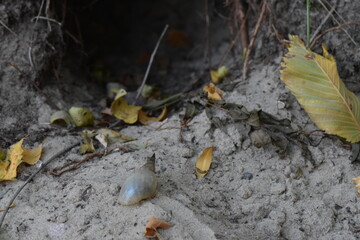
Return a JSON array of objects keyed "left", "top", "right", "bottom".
[
  {"left": 353, "top": 176, "right": 360, "bottom": 195},
  {"left": 50, "top": 110, "right": 72, "bottom": 125},
  {"left": 0, "top": 147, "right": 5, "bottom": 161},
  {"left": 22, "top": 144, "right": 42, "bottom": 165},
  {"left": 138, "top": 107, "right": 168, "bottom": 125},
  {"left": 80, "top": 130, "right": 96, "bottom": 154},
  {"left": 280, "top": 35, "right": 360, "bottom": 143},
  {"left": 203, "top": 83, "right": 223, "bottom": 101},
  {"left": 1, "top": 138, "right": 25, "bottom": 181},
  {"left": 111, "top": 97, "right": 142, "bottom": 124},
  {"left": 210, "top": 66, "right": 229, "bottom": 83},
  {"left": 210, "top": 71, "right": 219, "bottom": 83},
  {"left": 0, "top": 156, "right": 10, "bottom": 179},
  {"left": 68, "top": 107, "right": 94, "bottom": 127},
  {"left": 195, "top": 146, "right": 214, "bottom": 178}
]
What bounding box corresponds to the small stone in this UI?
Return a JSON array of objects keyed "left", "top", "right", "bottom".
[
  {"left": 271, "top": 183, "right": 286, "bottom": 195},
  {"left": 204, "top": 198, "right": 218, "bottom": 208},
  {"left": 241, "top": 172, "right": 253, "bottom": 180},
  {"left": 239, "top": 185, "right": 253, "bottom": 199}
]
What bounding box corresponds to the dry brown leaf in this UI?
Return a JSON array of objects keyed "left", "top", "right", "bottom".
[
  {"left": 144, "top": 216, "right": 172, "bottom": 239},
  {"left": 167, "top": 30, "right": 190, "bottom": 48},
  {"left": 203, "top": 83, "right": 223, "bottom": 101},
  {"left": 138, "top": 107, "right": 168, "bottom": 125},
  {"left": 195, "top": 146, "right": 214, "bottom": 178}
]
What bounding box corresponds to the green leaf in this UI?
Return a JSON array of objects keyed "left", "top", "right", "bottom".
[
  {"left": 280, "top": 35, "right": 360, "bottom": 143},
  {"left": 68, "top": 107, "right": 94, "bottom": 127}
]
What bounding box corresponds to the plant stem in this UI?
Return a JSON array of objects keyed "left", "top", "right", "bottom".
[{"left": 306, "top": 0, "right": 311, "bottom": 47}]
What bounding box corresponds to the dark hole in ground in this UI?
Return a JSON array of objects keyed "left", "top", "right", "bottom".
[{"left": 62, "top": 0, "right": 231, "bottom": 95}]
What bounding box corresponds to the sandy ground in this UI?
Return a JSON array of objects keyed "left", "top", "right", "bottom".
[
  {"left": 1, "top": 1, "right": 360, "bottom": 239},
  {"left": 1, "top": 65, "right": 360, "bottom": 240}
]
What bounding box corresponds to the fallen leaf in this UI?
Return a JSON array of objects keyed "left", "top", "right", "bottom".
[
  {"left": 353, "top": 176, "right": 360, "bottom": 195},
  {"left": 138, "top": 107, "right": 168, "bottom": 125},
  {"left": 0, "top": 138, "right": 42, "bottom": 181},
  {"left": 80, "top": 130, "right": 96, "bottom": 154},
  {"left": 195, "top": 146, "right": 214, "bottom": 178},
  {"left": 22, "top": 144, "right": 43, "bottom": 165},
  {"left": 0, "top": 203, "right": 15, "bottom": 212},
  {"left": 97, "top": 128, "right": 136, "bottom": 145},
  {"left": 68, "top": 107, "right": 94, "bottom": 127},
  {"left": 203, "top": 83, "right": 223, "bottom": 101},
  {"left": 210, "top": 66, "right": 229, "bottom": 83},
  {"left": 110, "top": 89, "right": 142, "bottom": 124},
  {"left": 280, "top": 35, "right": 360, "bottom": 143},
  {"left": 183, "top": 101, "right": 203, "bottom": 121},
  {"left": 50, "top": 110, "right": 72, "bottom": 125},
  {"left": 167, "top": 30, "right": 190, "bottom": 48},
  {"left": 144, "top": 216, "right": 172, "bottom": 238}
]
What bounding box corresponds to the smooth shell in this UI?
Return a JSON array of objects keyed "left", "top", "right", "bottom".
[{"left": 118, "top": 155, "right": 157, "bottom": 205}]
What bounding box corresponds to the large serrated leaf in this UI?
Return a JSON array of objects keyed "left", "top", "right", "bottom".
[{"left": 280, "top": 35, "right": 360, "bottom": 143}]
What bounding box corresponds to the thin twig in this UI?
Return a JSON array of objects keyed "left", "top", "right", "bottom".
[
  {"left": 317, "top": 0, "right": 357, "bottom": 46},
  {"left": 45, "top": 0, "right": 52, "bottom": 32},
  {"left": 134, "top": 24, "right": 169, "bottom": 105},
  {"left": 203, "top": 0, "right": 211, "bottom": 69},
  {"left": 309, "top": 22, "right": 360, "bottom": 49},
  {"left": 0, "top": 141, "right": 79, "bottom": 229},
  {"left": 31, "top": 16, "right": 62, "bottom": 26},
  {"left": 218, "top": 31, "right": 240, "bottom": 67},
  {"left": 49, "top": 152, "right": 103, "bottom": 176},
  {"left": 242, "top": 0, "right": 267, "bottom": 81},
  {"left": 310, "top": 3, "right": 336, "bottom": 43},
  {"left": 0, "top": 19, "right": 18, "bottom": 37}
]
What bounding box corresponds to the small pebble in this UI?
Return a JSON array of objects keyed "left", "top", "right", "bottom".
[
  {"left": 241, "top": 172, "right": 253, "bottom": 180},
  {"left": 239, "top": 185, "right": 253, "bottom": 199}
]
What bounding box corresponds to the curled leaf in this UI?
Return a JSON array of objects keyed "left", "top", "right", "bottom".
[
  {"left": 96, "top": 128, "right": 136, "bottom": 146},
  {"left": 280, "top": 35, "right": 360, "bottom": 143},
  {"left": 195, "top": 146, "right": 214, "bottom": 178},
  {"left": 138, "top": 107, "right": 168, "bottom": 125},
  {"left": 144, "top": 216, "right": 172, "bottom": 238},
  {"left": 50, "top": 110, "right": 72, "bottom": 125},
  {"left": 0, "top": 138, "right": 42, "bottom": 181},
  {"left": 203, "top": 83, "right": 223, "bottom": 101},
  {"left": 110, "top": 90, "right": 142, "bottom": 124},
  {"left": 68, "top": 107, "right": 94, "bottom": 127},
  {"left": 22, "top": 144, "right": 43, "bottom": 165},
  {"left": 80, "top": 130, "right": 96, "bottom": 154}
]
